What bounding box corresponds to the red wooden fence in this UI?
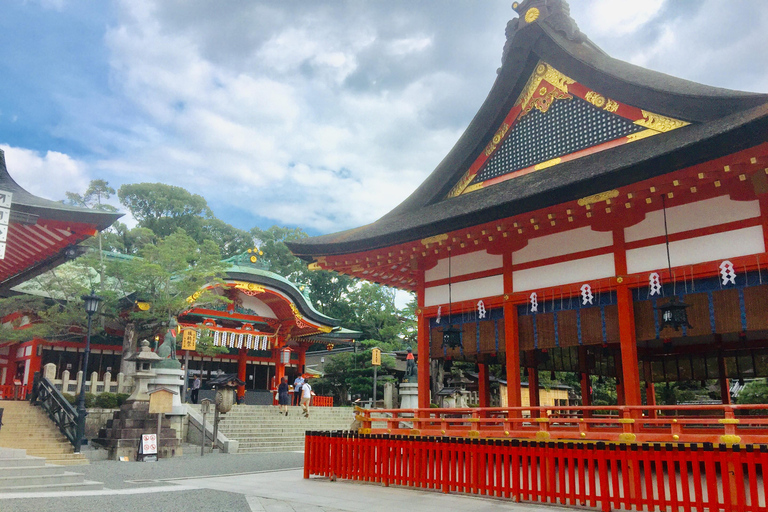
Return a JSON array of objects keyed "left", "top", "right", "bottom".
[
  {"left": 312, "top": 395, "right": 333, "bottom": 407},
  {"left": 305, "top": 431, "right": 768, "bottom": 511},
  {"left": 0, "top": 384, "right": 29, "bottom": 400}
]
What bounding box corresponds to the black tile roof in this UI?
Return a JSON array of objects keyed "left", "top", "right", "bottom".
[{"left": 288, "top": 4, "right": 768, "bottom": 260}]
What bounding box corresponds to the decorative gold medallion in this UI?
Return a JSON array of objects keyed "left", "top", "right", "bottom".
[{"left": 525, "top": 7, "right": 540, "bottom": 23}]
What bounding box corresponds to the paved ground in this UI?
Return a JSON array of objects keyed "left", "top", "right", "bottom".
[{"left": 0, "top": 444, "right": 573, "bottom": 512}]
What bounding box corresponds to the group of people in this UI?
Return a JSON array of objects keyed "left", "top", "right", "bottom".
[{"left": 277, "top": 374, "right": 313, "bottom": 417}]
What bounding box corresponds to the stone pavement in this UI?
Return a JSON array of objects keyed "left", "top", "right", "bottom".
[{"left": 0, "top": 445, "right": 572, "bottom": 512}]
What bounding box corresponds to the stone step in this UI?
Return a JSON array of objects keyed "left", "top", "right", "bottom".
[
  {"left": 0, "top": 464, "right": 67, "bottom": 477},
  {"left": 0, "top": 479, "right": 103, "bottom": 493},
  {"left": 0, "top": 457, "right": 42, "bottom": 469},
  {"left": 0, "top": 470, "right": 88, "bottom": 489}
]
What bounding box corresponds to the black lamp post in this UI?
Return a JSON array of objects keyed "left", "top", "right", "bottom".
[{"left": 74, "top": 290, "right": 103, "bottom": 453}]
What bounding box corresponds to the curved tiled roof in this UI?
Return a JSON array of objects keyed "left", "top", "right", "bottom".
[{"left": 287, "top": 2, "right": 768, "bottom": 260}]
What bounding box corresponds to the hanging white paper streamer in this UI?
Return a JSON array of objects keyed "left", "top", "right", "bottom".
[
  {"left": 581, "top": 284, "right": 594, "bottom": 305},
  {"left": 260, "top": 336, "right": 267, "bottom": 350},
  {"left": 238, "top": 333, "right": 244, "bottom": 348},
  {"left": 720, "top": 260, "right": 736, "bottom": 285},
  {"left": 213, "top": 330, "right": 220, "bottom": 346},
  {"left": 477, "top": 300, "right": 486, "bottom": 319},
  {"left": 530, "top": 292, "right": 538, "bottom": 313},
  {"left": 246, "top": 334, "right": 253, "bottom": 349},
  {"left": 649, "top": 273, "right": 662, "bottom": 296},
  {"left": 436, "top": 306, "right": 441, "bottom": 324}
]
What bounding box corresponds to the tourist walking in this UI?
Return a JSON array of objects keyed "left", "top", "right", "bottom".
[
  {"left": 300, "top": 380, "right": 313, "bottom": 418},
  {"left": 293, "top": 374, "right": 304, "bottom": 406},
  {"left": 190, "top": 375, "right": 201, "bottom": 404},
  {"left": 277, "top": 376, "right": 290, "bottom": 416}
]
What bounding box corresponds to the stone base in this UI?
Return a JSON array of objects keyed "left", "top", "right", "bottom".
[
  {"left": 94, "top": 401, "right": 182, "bottom": 461},
  {"left": 399, "top": 382, "right": 419, "bottom": 409}
]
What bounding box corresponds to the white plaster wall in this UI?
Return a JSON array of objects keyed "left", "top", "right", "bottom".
[
  {"left": 424, "top": 275, "right": 504, "bottom": 307},
  {"left": 626, "top": 226, "right": 765, "bottom": 274},
  {"left": 238, "top": 294, "right": 278, "bottom": 319},
  {"left": 512, "top": 226, "right": 613, "bottom": 264},
  {"left": 425, "top": 250, "right": 502, "bottom": 282},
  {"left": 625, "top": 196, "right": 760, "bottom": 242},
  {"left": 512, "top": 253, "right": 616, "bottom": 292}
]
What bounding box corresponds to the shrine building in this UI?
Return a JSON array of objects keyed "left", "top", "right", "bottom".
[
  {"left": 177, "top": 252, "right": 360, "bottom": 401},
  {"left": 288, "top": 0, "right": 768, "bottom": 427},
  {"left": 0, "top": 149, "right": 121, "bottom": 392}
]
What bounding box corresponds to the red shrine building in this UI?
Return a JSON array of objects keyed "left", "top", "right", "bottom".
[
  {"left": 0, "top": 149, "right": 121, "bottom": 391},
  {"left": 177, "top": 253, "right": 359, "bottom": 401},
  {"left": 288, "top": 1, "right": 768, "bottom": 419}
]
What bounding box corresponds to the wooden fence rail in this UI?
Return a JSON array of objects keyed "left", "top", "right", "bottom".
[
  {"left": 305, "top": 431, "right": 768, "bottom": 512},
  {"left": 355, "top": 404, "right": 768, "bottom": 445}
]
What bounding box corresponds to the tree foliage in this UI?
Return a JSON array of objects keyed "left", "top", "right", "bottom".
[{"left": 311, "top": 347, "right": 397, "bottom": 405}]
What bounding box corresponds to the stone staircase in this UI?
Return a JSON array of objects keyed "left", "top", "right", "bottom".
[
  {"left": 0, "top": 448, "right": 102, "bottom": 493},
  {"left": 0, "top": 400, "right": 89, "bottom": 465},
  {"left": 195, "top": 405, "right": 355, "bottom": 453}
]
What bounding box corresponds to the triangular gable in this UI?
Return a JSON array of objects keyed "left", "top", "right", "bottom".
[{"left": 447, "top": 61, "right": 690, "bottom": 198}]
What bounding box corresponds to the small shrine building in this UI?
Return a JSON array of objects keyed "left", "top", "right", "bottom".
[{"left": 287, "top": 0, "right": 768, "bottom": 420}]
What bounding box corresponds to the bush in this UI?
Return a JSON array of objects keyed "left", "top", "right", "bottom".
[
  {"left": 116, "top": 393, "right": 130, "bottom": 407},
  {"left": 62, "top": 392, "right": 96, "bottom": 407},
  {"left": 94, "top": 393, "right": 119, "bottom": 409}
]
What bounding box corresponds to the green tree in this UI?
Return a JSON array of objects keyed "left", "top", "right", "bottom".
[
  {"left": 250, "top": 226, "right": 308, "bottom": 280},
  {"left": 118, "top": 183, "right": 212, "bottom": 240},
  {"left": 736, "top": 379, "right": 768, "bottom": 405},
  {"left": 311, "top": 347, "right": 397, "bottom": 405}
]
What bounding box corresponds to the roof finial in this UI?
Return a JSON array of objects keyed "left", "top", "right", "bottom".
[{"left": 503, "top": 1, "right": 584, "bottom": 66}]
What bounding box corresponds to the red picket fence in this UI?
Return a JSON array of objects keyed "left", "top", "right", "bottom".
[
  {"left": 312, "top": 395, "right": 333, "bottom": 407},
  {"left": 305, "top": 431, "right": 768, "bottom": 512},
  {"left": 0, "top": 384, "right": 29, "bottom": 400}
]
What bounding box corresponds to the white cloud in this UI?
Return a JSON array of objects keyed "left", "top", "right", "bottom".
[
  {"left": 581, "top": 0, "right": 666, "bottom": 37},
  {"left": 0, "top": 144, "right": 89, "bottom": 201}
]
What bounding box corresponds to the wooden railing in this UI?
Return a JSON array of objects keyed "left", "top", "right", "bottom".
[
  {"left": 305, "top": 431, "right": 768, "bottom": 512},
  {"left": 0, "top": 384, "right": 30, "bottom": 400},
  {"left": 30, "top": 373, "right": 78, "bottom": 447},
  {"left": 355, "top": 404, "right": 768, "bottom": 445}
]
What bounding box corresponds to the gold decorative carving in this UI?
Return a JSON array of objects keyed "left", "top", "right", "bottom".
[
  {"left": 447, "top": 170, "right": 475, "bottom": 198},
  {"left": 535, "top": 431, "right": 551, "bottom": 441},
  {"left": 618, "top": 433, "right": 637, "bottom": 443},
  {"left": 484, "top": 122, "right": 510, "bottom": 157},
  {"left": 585, "top": 91, "right": 606, "bottom": 108},
  {"left": 577, "top": 189, "right": 620, "bottom": 206},
  {"left": 719, "top": 434, "right": 741, "bottom": 445},
  {"left": 233, "top": 282, "right": 266, "bottom": 294},
  {"left": 420, "top": 233, "right": 448, "bottom": 246},
  {"left": 534, "top": 157, "right": 561, "bottom": 170},
  {"left": 542, "top": 65, "right": 575, "bottom": 94},
  {"left": 626, "top": 129, "right": 658, "bottom": 142},
  {"left": 538, "top": 86, "right": 547, "bottom": 96},
  {"left": 635, "top": 110, "right": 689, "bottom": 132},
  {"left": 525, "top": 7, "right": 540, "bottom": 23},
  {"left": 462, "top": 182, "right": 484, "bottom": 194},
  {"left": 522, "top": 87, "right": 572, "bottom": 116},
  {"left": 604, "top": 99, "right": 619, "bottom": 112},
  {"left": 317, "top": 325, "right": 333, "bottom": 333}
]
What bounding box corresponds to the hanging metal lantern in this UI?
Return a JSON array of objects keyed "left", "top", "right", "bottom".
[
  {"left": 440, "top": 325, "right": 462, "bottom": 349},
  {"left": 657, "top": 296, "right": 692, "bottom": 331}
]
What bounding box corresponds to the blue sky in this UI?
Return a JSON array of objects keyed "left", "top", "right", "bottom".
[{"left": 1, "top": 0, "right": 767, "bottom": 236}]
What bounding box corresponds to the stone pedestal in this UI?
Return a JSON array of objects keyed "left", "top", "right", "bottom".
[
  {"left": 148, "top": 368, "right": 185, "bottom": 415},
  {"left": 399, "top": 382, "right": 419, "bottom": 409},
  {"left": 125, "top": 369, "right": 154, "bottom": 403},
  {"left": 94, "top": 401, "right": 182, "bottom": 461}
]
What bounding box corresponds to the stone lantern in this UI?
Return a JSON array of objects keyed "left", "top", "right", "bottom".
[{"left": 124, "top": 339, "right": 162, "bottom": 403}]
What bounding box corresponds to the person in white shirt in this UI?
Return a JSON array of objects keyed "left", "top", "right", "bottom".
[
  {"left": 293, "top": 375, "right": 305, "bottom": 406},
  {"left": 300, "top": 381, "right": 313, "bottom": 418}
]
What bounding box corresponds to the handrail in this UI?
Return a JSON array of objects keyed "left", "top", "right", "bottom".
[
  {"left": 354, "top": 403, "right": 768, "bottom": 445},
  {"left": 29, "top": 372, "right": 79, "bottom": 447}
]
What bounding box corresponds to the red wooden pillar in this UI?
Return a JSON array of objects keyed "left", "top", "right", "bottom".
[
  {"left": 614, "top": 229, "right": 642, "bottom": 409},
  {"left": 478, "top": 362, "right": 490, "bottom": 408},
  {"left": 644, "top": 360, "right": 657, "bottom": 418},
  {"left": 297, "top": 345, "right": 307, "bottom": 375},
  {"left": 503, "top": 252, "right": 522, "bottom": 412},
  {"left": 417, "top": 279, "right": 431, "bottom": 409},
  {"left": 578, "top": 346, "right": 591, "bottom": 417},
  {"left": 718, "top": 351, "right": 732, "bottom": 405},
  {"left": 237, "top": 347, "right": 247, "bottom": 400}
]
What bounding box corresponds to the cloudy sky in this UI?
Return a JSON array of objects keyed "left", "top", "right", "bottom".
[{"left": 1, "top": 0, "right": 766, "bottom": 236}]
